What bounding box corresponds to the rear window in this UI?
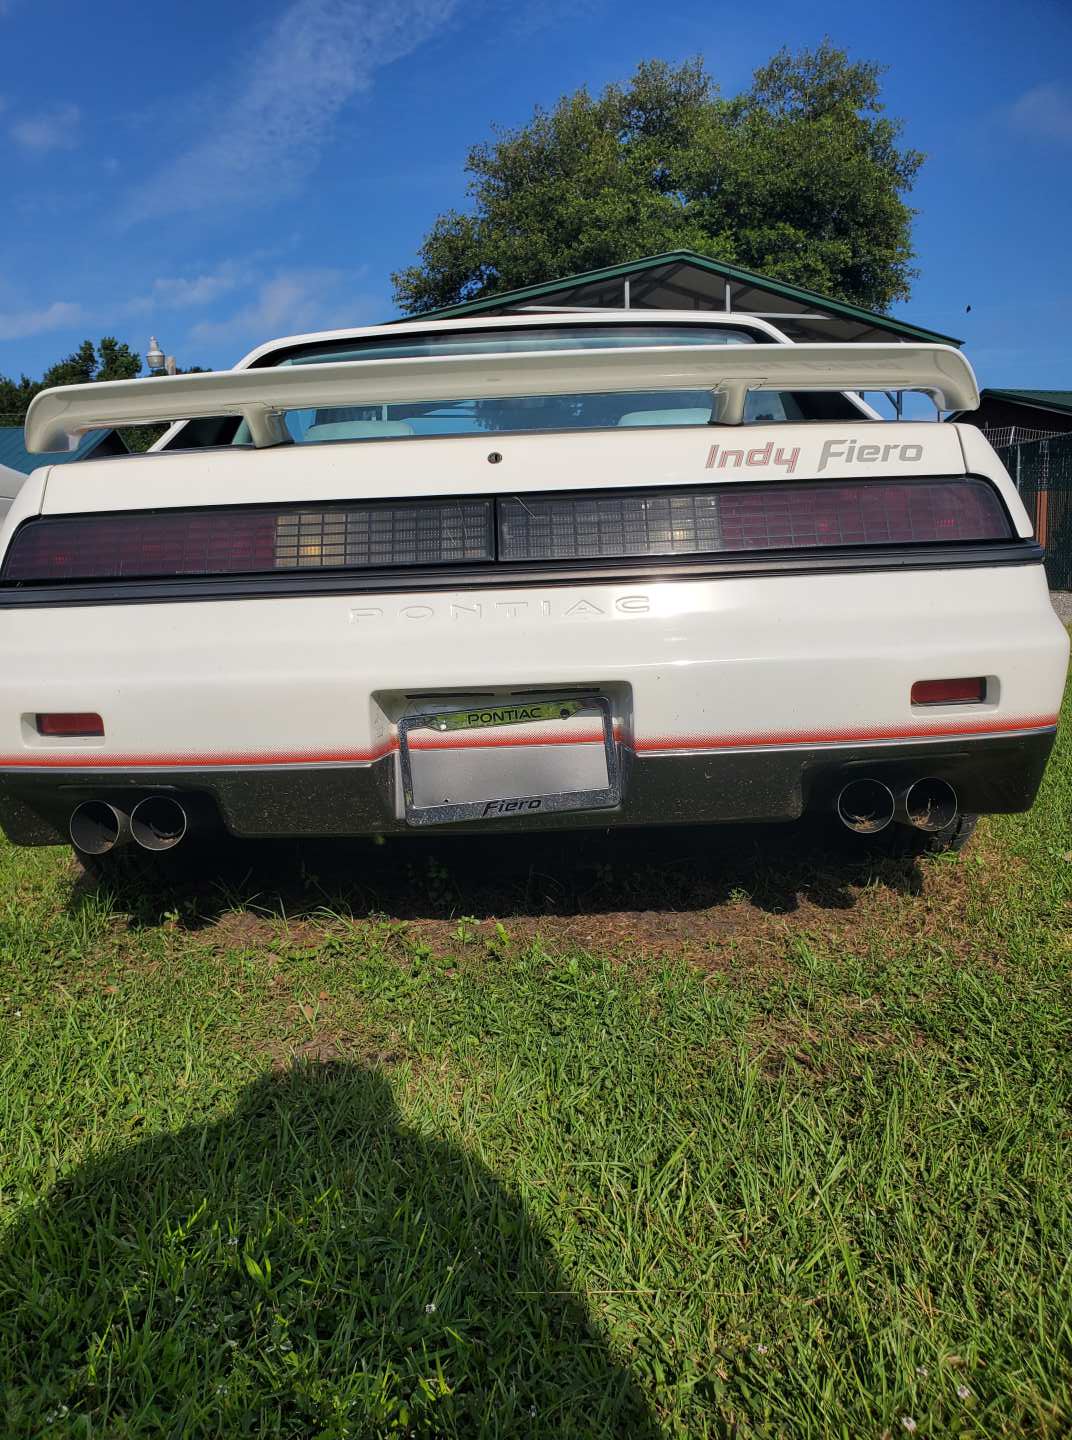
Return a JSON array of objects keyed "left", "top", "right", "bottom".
[
  {"left": 164, "top": 322, "right": 865, "bottom": 451},
  {"left": 275, "top": 388, "right": 820, "bottom": 445},
  {"left": 269, "top": 322, "right": 763, "bottom": 365}
]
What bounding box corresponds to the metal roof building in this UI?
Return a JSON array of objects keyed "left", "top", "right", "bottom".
[
  {"left": 400, "top": 249, "right": 963, "bottom": 348},
  {"left": 947, "top": 389, "right": 1072, "bottom": 448},
  {"left": 0, "top": 425, "right": 125, "bottom": 476}
]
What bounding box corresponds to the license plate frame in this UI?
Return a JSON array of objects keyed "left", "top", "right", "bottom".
[{"left": 398, "top": 696, "right": 621, "bottom": 827}]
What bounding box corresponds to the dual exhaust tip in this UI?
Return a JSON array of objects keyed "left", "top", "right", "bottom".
[
  {"left": 72, "top": 781, "right": 957, "bottom": 851},
  {"left": 70, "top": 796, "right": 188, "bottom": 856},
  {"left": 836, "top": 777, "right": 958, "bottom": 836}
]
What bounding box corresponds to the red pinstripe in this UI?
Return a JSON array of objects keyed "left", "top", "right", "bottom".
[
  {"left": 634, "top": 713, "right": 1061, "bottom": 752},
  {"left": 0, "top": 714, "right": 1057, "bottom": 769}
]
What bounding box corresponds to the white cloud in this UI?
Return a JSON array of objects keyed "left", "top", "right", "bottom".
[
  {"left": 121, "top": 0, "right": 456, "bottom": 224},
  {"left": 189, "top": 268, "right": 380, "bottom": 347},
  {"left": 10, "top": 103, "right": 80, "bottom": 152},
  {"left": 1010, "top": 82, "right": 1072, "bottom": 145},
  {"left": 0, "top": 300, "right": 83, "bottom": 341},
  {"left": 153, "top": 270, "right": 245, "bottom": 308},
  {"left": 123, "top": 263, "right": 251, "bottom": 315}
]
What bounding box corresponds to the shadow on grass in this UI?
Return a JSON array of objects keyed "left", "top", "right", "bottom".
[
  {"left": 69, "top": 816, "right": 925, "bottom": 933},
  {"left": 0, "top": 1060, "right": 658, "bottom": 1438}
]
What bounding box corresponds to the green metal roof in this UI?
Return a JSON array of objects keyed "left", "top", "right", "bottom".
[
  {"left": 396, "top": 249, "right": 964, "bottom": 347},
  {"left": 979, "top": 389, "right": 1072, "bottom": 416},
  {"left": 0, "top": 425, "right": 116, "bottom": 475}
]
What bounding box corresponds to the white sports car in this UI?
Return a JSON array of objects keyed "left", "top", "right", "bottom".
[{"left": 0, "top": 311, "right": 1067, "bottom": 868}]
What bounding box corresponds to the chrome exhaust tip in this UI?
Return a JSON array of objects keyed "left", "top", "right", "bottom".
[
  {"left": 130, "top": 795, "right": 189, "bottom": 852},
  {"left": 835, "top": 778, "right": 896, "bottom": 834},
  {"left": 70, "top": 801, "right": 131, "bottom": 856},
  {"left": 901, "top": 778, "right": 958, "bottom": 833}
]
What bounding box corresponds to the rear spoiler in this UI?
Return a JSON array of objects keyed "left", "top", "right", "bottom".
[{"left": 24, "top": 342, "right": 980, "bottom": 452}]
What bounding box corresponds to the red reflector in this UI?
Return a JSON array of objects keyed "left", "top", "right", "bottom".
[
  {"left": 36, "top": 712, "right": 104, "bottom": 737},
  {"left": 911, "top": 678, "right": 986, "bottom": 705}
]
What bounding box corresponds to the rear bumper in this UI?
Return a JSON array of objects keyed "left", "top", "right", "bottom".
[
  {"left": 0, "top": 562, "right": 1066, "bottom": 845},
  {"left": 0, "top": 727, "right": 1057, "bottom": 845}
]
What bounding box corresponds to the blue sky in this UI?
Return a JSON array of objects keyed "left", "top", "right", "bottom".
[{"left": 1, "top": 0, "right": 1070, "bottom": 387}]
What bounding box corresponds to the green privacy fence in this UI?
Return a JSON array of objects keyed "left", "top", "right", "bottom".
[{"left": 996, "top": 432, "right": 1072, "bottom": 591}]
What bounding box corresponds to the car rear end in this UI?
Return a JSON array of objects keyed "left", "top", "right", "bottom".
[{"left": 0, "top": 329, "right": 1066, "bottom": 862}]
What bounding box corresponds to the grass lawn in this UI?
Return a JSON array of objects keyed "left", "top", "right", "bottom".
[{"left": 1, "top": 650, "right": 1069, "bottom": 1438}]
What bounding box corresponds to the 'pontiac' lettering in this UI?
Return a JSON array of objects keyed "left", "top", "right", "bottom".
[{"left": 467, "top": 707, "right": 541, "bottom": 725}]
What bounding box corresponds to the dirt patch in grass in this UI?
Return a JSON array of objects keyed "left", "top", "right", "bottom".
[
  {"left": 64, "top": 813, "right": 1022, "bottom": 986},
  {"left": 268, "top": 1029, "right": 403, "bottom": 1073},
  {"left": 402, "top": 838, "right": 986, "bottom": 975}
]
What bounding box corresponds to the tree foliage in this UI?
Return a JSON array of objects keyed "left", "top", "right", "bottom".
[
  {"left": 0, "top": 337, "right": 144, "bottom": 427},
  {"left": 0, "top": 339, "right": 208, "bottom": 451},
  {"left": 392, "top": 43, "right": 923, "bottom": 316}
]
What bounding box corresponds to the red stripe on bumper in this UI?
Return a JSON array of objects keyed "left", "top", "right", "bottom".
[
  {"left": 635, "top": 713, "right": 1061, "bottom": 752},
  {"left": 0, "top": 715, "right": 1057, "bottom": 769}
]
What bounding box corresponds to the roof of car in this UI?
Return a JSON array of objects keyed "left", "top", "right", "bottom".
[{"left": 233, "top": 310, "right": 795, "bottom": 368}]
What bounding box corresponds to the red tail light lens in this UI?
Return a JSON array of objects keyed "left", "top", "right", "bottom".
[
  {"left": 911, "top": 677, "right": 987, "bottom": 705},
  {"left": 500, "top": 479, "right": 1012, "bottom": 561},
  {"left": 715, "top": 479, "right": 1010, "bottom": 552},
  {"left": 0, "top": 480, "right": 1012, "bottom": 584},
  {"left": 36, "top": 712, "right": 104, "bottom": 737},
  {"left": 0, "top": 501, "right": 493, "bottom": 583}
]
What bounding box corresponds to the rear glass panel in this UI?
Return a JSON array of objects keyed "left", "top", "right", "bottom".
[
  {"left": 275, "top": 387, "right": 814, "bottom": 445},
  {"left": 164, "top": 323, "right": 865, "bottom": 451},
  {"left": 269, "top": 324, "right": 859, "bottom": 438},
  {"left": 273, "top": 323, "right": 764, "bottom": 365}
]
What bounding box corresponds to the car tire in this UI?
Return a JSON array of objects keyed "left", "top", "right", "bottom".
[
  {"left": 867, "top": 812, "right": 979, "bottom": 858},
  {"left": 910, "top": 812, "right": 979, "bottom": 855},
  {"left": 825, "top": 811, "right": 979, "bottom": 859},
  {"left": 74, "top": 843, "right": 197, "bottom": 888}
]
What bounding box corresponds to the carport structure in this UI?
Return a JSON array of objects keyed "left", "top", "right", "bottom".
[{"left": 401, "top": 249, "right": 962, "bottom": 348}]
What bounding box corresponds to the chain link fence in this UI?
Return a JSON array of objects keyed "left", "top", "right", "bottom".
[{"left": 996, "top": 432, "right": 1072, "bottom": 591}]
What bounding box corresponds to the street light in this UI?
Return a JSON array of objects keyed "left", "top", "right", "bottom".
[{"left": 146, "top": 336, "right": 165, "bottom": 375}]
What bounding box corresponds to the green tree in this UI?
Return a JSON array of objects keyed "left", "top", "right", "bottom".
[
  {"left": 0, "top": 373, "right": 40, "bottom": 427},
  {"left": 392, "top": 43, "right": 923, "bottom": 316},
  {"left": 0, "top": 337, "right": 147, "bottom": 427},
  {"left": 39, "top": 339, "right": 98, "bottom": 390},
  {"left": 95, "top": 336, "right": 143, "bottom": 383},
  {"left": 0, "top": 337, "right": 208, "bottom": 452}
]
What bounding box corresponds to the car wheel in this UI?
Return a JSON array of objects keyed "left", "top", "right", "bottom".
[
  {"left": 825, "top": 811, "right": 979, "bottom": 859},
  {"left": 911, "top": 812, "right": 978, "bottom": 855},
  {"left": 74, "top": 843, "right": 200, "bottom": 887},
  {"left": 865, "top": 812, "right": 979, "bottom": 858}
]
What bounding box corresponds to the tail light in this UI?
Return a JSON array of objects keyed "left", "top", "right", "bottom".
[
  {"left": 499, "top": 478, "right": 1011, "bottom": 561},
  {"left": 1, "top": 500, "right": 493, "bottom": 582},
  {"left": 0, "top": 479, "right": 1012, "bottom": 584}
]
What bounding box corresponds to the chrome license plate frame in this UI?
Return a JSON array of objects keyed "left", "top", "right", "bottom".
[{"left": 398, "top": 696, "right": 621, "bottom": 827}]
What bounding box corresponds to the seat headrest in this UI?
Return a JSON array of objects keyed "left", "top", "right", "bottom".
[
  {"left": 617, "top": 407, "right": 712, "bottom": 427},
  {"left": 302, "top": 419, "right": 415, "bottom": 441}
]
